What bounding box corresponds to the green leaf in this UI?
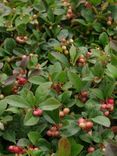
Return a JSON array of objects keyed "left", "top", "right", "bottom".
[
  {"left": 57, "top": 137, "right": 71, "bottom": 156},
  {"left": 68, "top": 72, "right": 82, "bottom": 91},
  {"left": 50, "top": 52, "right": 69, "bottom": 67},
  {"left": 106, "top": 64, "right": 117, "bottom": 78},
  {"left": 5, "top": 95, "right": 30, "bottom": 108},
  {"left": 99, "top": 32, "right": 109, "bottom": 46},
  {"left": 69, "top": 139, "right": 83, "bottom": 156},
  {"left": 39, "top": 97, "right": 61, "bottom": 111},
  {"left": 70, "top": 45, "right": 77, "bottom": 65},
  {"left": 61, "top": 120, "right": 80, "bottom": 137},
  {"left": 91, "top": 116, "right": 111, "bottom": 127},
  {"left": 44, "top": 109, "right": 59, "bottom": 124},
  {"left": 90, "top": 89, "right": 104, "bottom": 99},
  {"left": 35, "top": 82, "right": 52, "bottom": 103},
  {"left": 29, "top": 76, "right": 47, "bottom": 85},
  {"left": 21, "top": 89, "right": 36, "bottom": 107},
  {"left": 3, "top": 130, "right": 16, "bottom": 144},
  {"left": 24, "top": 111, "right": 39, "bottom": 126},
  {"left": 57, "top": 29, "right": 69, "bottom": 40},
  {"left": 28, "top": 131, "right": 40, "bottom": 145},
  {"left": 0, "top": 100, "right": 7, "bottom": 115},
  {"left": 17, "top": 138, "right": 30, "bottom": 147},
  {"left": 89, "top": 0, "right": 101, "bottom": 5},
  {"left": 4, "top": 38, "right": 16, "bottom": 53}
]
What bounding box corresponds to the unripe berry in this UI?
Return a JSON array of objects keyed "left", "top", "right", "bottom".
[
  {"left": 62, "top": 45, "right": 67, "bottom": 50},
  {"left": 0, "top": 94, "right": 4, "bottom": 100},
  {"left": 79, "top": 122, "right": 86, "bottom": 129},
  {"left": 63, "top": 108, "right": 70, "bottom": 115},
  {"left": 69, "top": 39, "right": 74, "bottom": 43},
  {"left": 107, "top": 20, "right": 112, "bottom": 25},
  {"left": 59, "top": 111, "right": 65, "bottom": 117},
  {"left": 64, "top": 50, "right": 69, "bottom": 55}
]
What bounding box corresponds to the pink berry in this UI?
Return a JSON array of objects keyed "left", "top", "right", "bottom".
[
  {"left": 87, "top": 147, "right": 95, "bottom": 153},
  {"left": 104, "top": 111, "right": 110, "bottom": 116},
  {"left": 33, "top": 108, "right": 43, "bottom": 117},
  {"left": 77, "top": 118, "right": 85, "bottom": 124}
]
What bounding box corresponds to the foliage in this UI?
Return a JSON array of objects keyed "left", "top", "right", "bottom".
[{"left": 0, "top": 0, "right": 117, "bottom": 156}]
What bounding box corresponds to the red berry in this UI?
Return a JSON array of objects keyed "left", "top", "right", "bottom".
[
  {"left": 33, "top": 108, "right": 43, "bottom": 117},
  {"left": 8, "top": 146, "right": 14, "bottom": 152},
  {"left": 81, "top": 91, "right": 88, "bottom": 97},
  {"left": 17, "top": 77, "right": 27, "bottom": 85},
  {"left": 87, "top": 147, "right": 95, "bottom": 153},
  {"left": 86, "top": 121, "right": 93, "bottom": 129},
  {"left": 107, "top": 98, "right": 114, "bottom": 105},
  {"left": 8, "top": 145, "right": 24, "bottom": 154}
]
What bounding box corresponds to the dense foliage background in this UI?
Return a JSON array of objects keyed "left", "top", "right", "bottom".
[{"left": 0, "top": 0, "right": 117, "bottom": 155}]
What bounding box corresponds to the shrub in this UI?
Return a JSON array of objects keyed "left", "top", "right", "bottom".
[{"left": 0, "top": 0, "right": 117, "bottom": 156}]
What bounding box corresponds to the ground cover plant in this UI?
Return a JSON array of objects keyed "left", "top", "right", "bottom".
[{"left": 0, "top": 0, "right": 117, "bottom": 155}]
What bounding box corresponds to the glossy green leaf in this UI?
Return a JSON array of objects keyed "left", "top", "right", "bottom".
[{"left": 91, "top": 116, "right": 111, "bottom": 127}]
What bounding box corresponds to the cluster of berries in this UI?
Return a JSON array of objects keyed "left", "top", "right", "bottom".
[
  {"left": 100, "top": 98, "right": 114, "bottom": 116},
  {"left": 59, "top": 107, "right": 70, "bottom": 118},
  {"left": 61, "top": 38, "right": 74, "bottom": 55},
  {"left": 51, "top": 83, "right": 63, "bottom": 94},
  {"left": 12, "top": 68, "right": 27, "bottom": 94},
  {"left": 47, "top": 125, "right": 61, "bottom": 137},
  {"left": 8, "top": 145, "right": 25, "bottom": 154},
  {"left": 79, "top": 91, "right": 89, "bottom": 103},
  {"left": 77, "top": 55, "right": 86, "bottom": 67},
  {"left": 61, "top": 0, "right": 74, "bottom": 19},
  {"left": 8, "top": 145, "right": 39, "bottom": 154},
  {"left": 77, "top": 118, "right": 93, "bottom": 131},
  {"left": 33, "top": 108, "right": 43, "bottom": 117},
  {"left": 75, "top": 91, "right": 88, "bottom": 103}
]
